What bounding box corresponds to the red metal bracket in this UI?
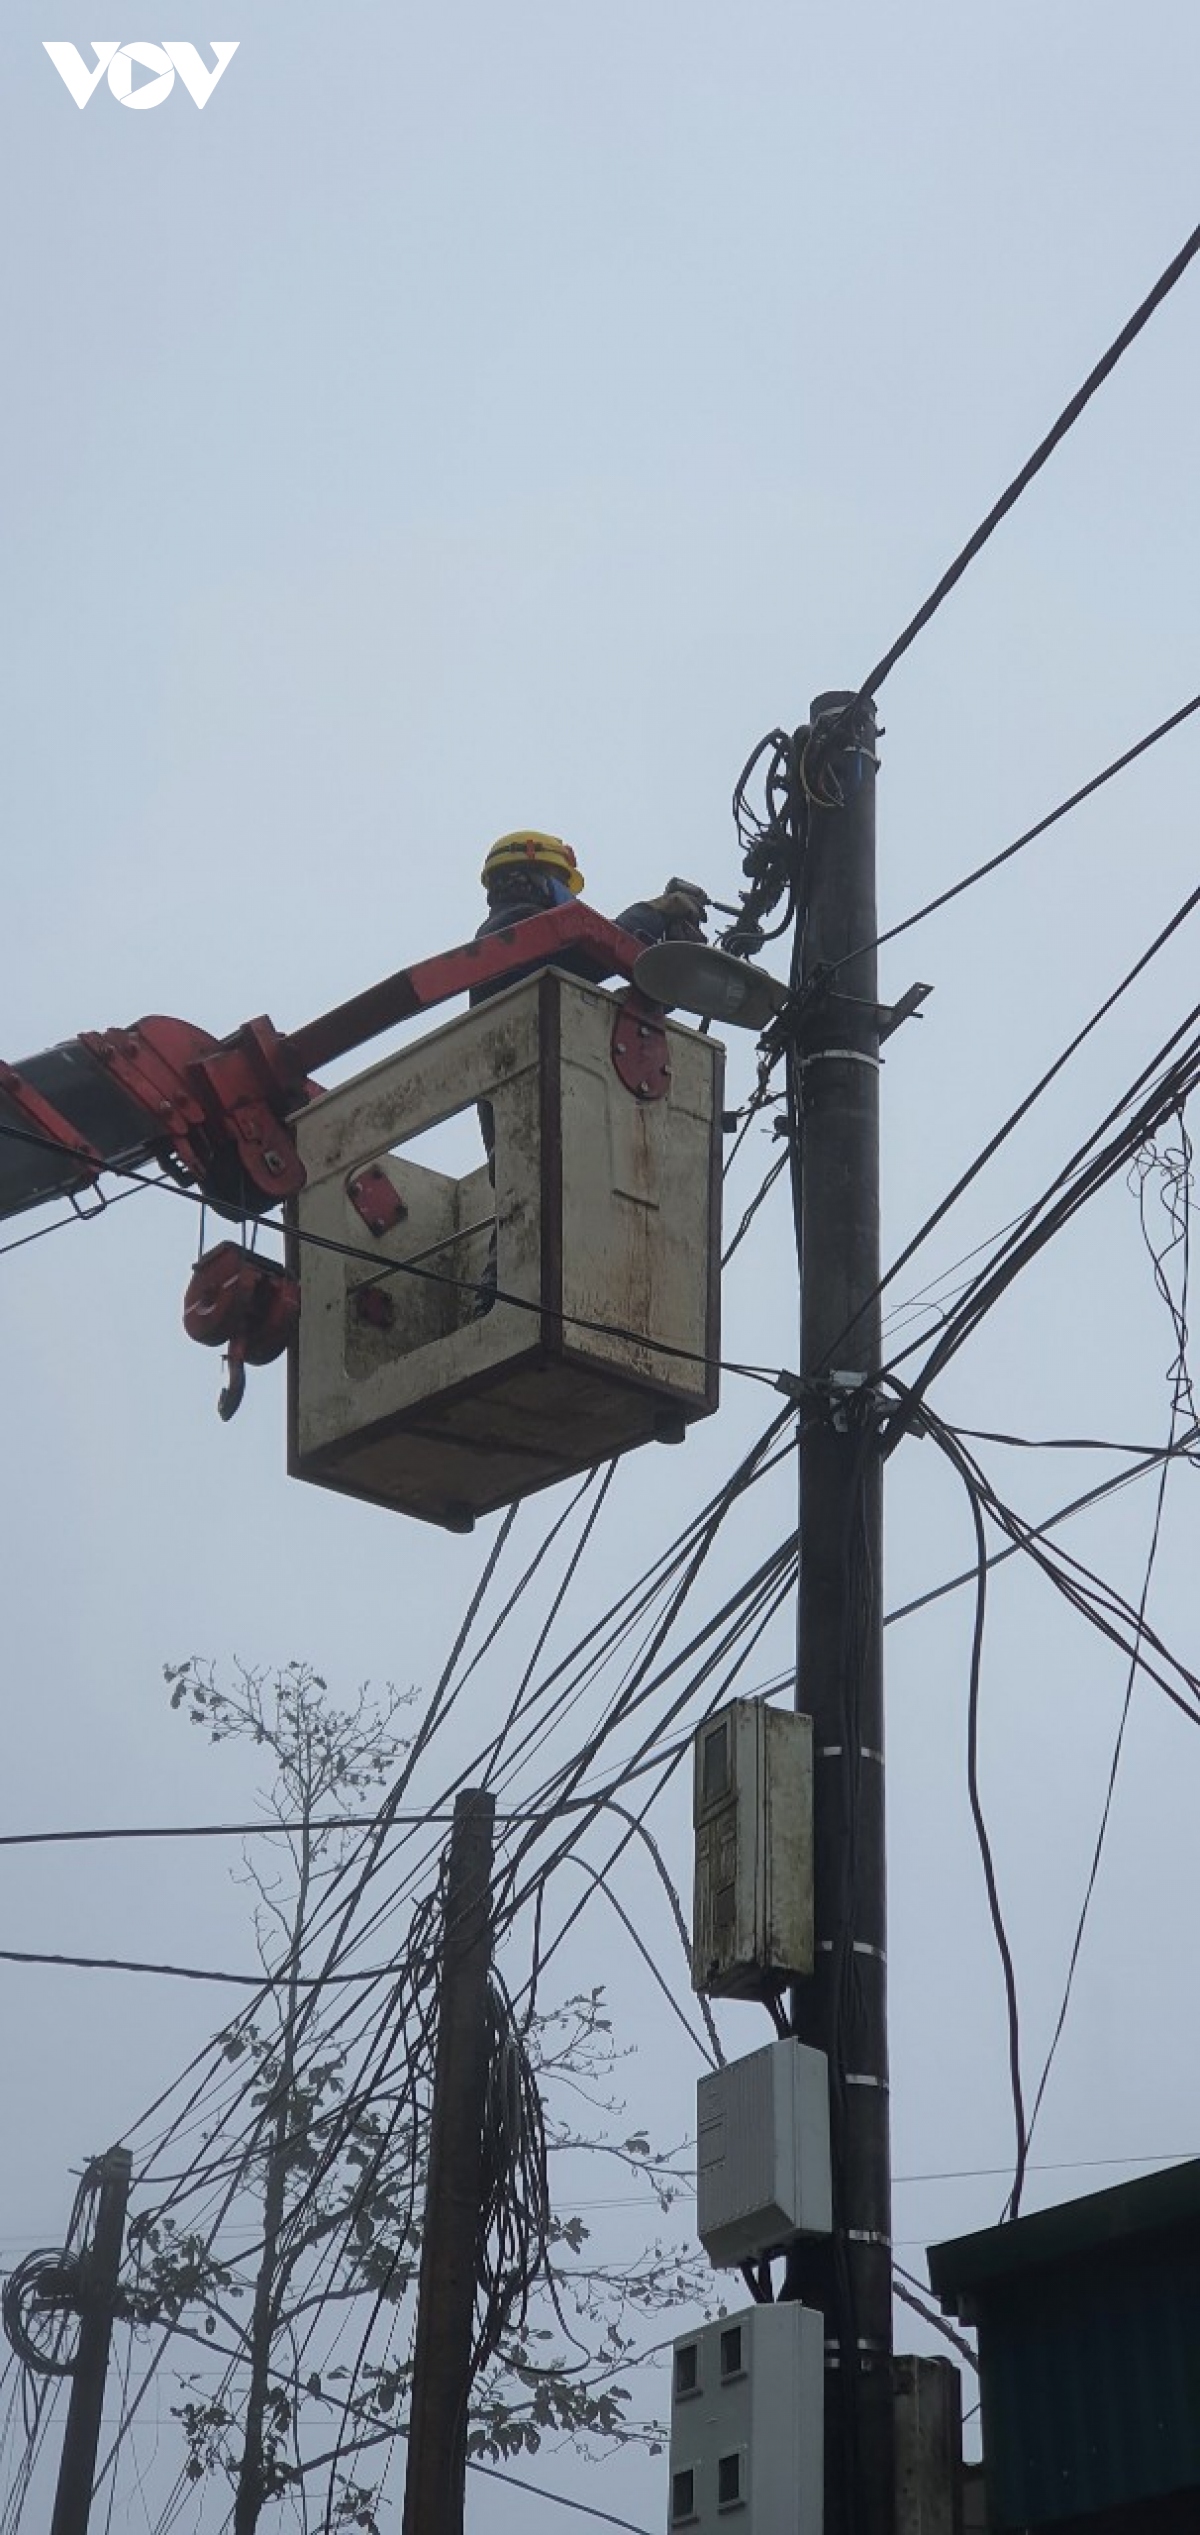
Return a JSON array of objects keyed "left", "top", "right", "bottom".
[
  {"left": 185, "top": 1016, "right": 309, "bottom": 1202},
  {"left": 354, "top": 1284, "right": 396, "bottom": 1330},
  {"left": 80, "top": 1018, "right": 217, "bottom": 1178},
  {"left": 82, "top": 1015, "right": 310, "bottom": 1209},
  {"left": 348, "top": 1165, "right": 408, "bottom": 1236},
  {"left": 610, "top": 991, "right": 672, "bottom": 1101}
]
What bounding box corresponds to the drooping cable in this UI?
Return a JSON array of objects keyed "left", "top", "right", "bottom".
[
  {"left": 0, "top": 1112, "right": 780, "bottom": 1393},
  {"left": 923, "top": 1420, "right": 1029, "bottom": 2217},
  {"left": 884, "top": 984, "right": 1200, "bottom": 1424},
  {"left": 871, "top": 690, "right": 1200, "bottom": 956},
  {"left": 823, "top": 877, "right": 1200, "bottom": 1392},
  {"left": 850, "top": 214, "right": 1200, "bottom": 708},
  {"left": 1013, "top": 1123, "right": 1195, "bottom": 2193}
]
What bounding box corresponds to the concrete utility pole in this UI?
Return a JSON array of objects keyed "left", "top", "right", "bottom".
[
  {"left": 402, "top": 1787, "right": 497, "bottom": 2535},
  {"left": 785, "top": 692, "right": 893, "bottom": 2535},
  {"left": 51, "top": 2144, "right": 133, "bottom": 2535}
]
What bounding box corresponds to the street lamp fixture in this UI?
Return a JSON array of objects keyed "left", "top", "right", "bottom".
[{"left": 631, "top": 941, "right": 790, "bottom": 1032}]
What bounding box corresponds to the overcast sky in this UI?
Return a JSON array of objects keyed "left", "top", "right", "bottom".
[{"left": 4, "top": 2, "right": 1200, "bottom": 2526}]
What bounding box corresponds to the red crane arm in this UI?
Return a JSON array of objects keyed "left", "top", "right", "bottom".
[{"left": 0, "top": 903, "right": 643, "bottom": 1224}]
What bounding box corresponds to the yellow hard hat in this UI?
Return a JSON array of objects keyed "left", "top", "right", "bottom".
[{"left": 480, "top": 831, "right": 585, "bottom": 895}]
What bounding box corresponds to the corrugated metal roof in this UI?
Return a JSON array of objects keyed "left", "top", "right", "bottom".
[
  {"left": 929, "top": 2158, "right": 1200, "bottom": 2319},
  {"left": 927, "top": 2164, "right": 1200, "bottom": 2530}
]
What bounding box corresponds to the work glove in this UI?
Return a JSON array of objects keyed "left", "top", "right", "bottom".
[{"left": 644, "top": 878, "right": 709, "bottom": 941}]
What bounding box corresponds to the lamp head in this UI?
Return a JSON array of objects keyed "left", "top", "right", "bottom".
[{"left": 632, "top": 941, "right": 789, "bottom": 1031}]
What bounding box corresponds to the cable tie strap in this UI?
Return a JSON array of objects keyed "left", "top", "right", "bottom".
[
  {"left": 818, "top": 1938, "right": 887, "bottom": 1962},
  {"left": 796, "top": 1047, "right": 882, "bottom": 1072}
]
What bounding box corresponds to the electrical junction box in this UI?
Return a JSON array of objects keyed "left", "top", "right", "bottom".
[
  {"left": 669, "top": 2300, "right": 823, "bottom": 2531},
  {"left": 692, "top": 1699, "right": 813, "bottom": 1999},
  {"left": 288, "top": 968, "right": 723, "bottom": 1531},
  {"left": 697, "top": 2038, "right": 831, "bottom": 2268}
]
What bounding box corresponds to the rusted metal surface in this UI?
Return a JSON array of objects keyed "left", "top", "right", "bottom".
[{"left": 693, "top": 1703, "right": 814, "bottom": 2000}]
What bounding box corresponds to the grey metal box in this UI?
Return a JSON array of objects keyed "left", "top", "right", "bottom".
[
  {"left": 668, "top": 2301, "right": 823, "bottom": 2531},
  {"left": 697, "top": 2039, "right": 831, "bottom": 2268},
  {"left": 692, "top": 1700, "right": 813, "bottom": 1999},
  {"left": 288, "top": 969, "right": 722, "bottom": 1530},
  {"left": 893, "top": 2356, "right": 964, "bottom": 2535}
]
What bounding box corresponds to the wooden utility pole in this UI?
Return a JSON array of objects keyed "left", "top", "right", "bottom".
[
  {"left": 785, "top": 692, "right": 893, "bottom": 2535},
  {"left": 51, "top": 2145, "right": 133, "bottom": 2535},
  {"left": 402, "top": 1787, "right": 497, "bottom": 2535}
]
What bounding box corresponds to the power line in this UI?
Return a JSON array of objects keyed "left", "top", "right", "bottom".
[
  {"left": 117, "top": 1450, "right": 715, "bottom": 2301},
  {"left": 898, "top": 1390, "right": 1200, "bottom": 2224},
  {"left": 871, "top": 689, "right": 1200, "bottom": 955},
  {"left": 1013, "top": 1130, "right": 1195, "bottom": 2199},
  {"left": 72, "top": 1429, "right": 700, "bottom": 2514},
  {"left": 722, "top": 1146, "right": 789, "bottom": 1267},
  {"left": 883, "top": 992, "right": 1200, "bottom": 1418},
  {"left": 115, "top": 1511, "right": 533, "bottom": 2238},
  {"left": 945, "top": 1423, "right": 1189, "bottom": 1457},
  {"left": 850, "top": 213, "right": 1200, "bottom": 706},
  {"left": 124, "top": 1438, "right": 799, "bottom": 2356},
  {"left": 0, "top": 1402, "right": 796, "bottom": 2517},
  {"left": 892, "top": 2264, "right": 978, "bottom": 2371},
  {"left": 463, "top": 2453, "right": 655, "bottom": 2531},
  {"left": 829, "top": 876, "right": 1200, "bottom": 1384},
  {"left": 311, "top": 1415, "right": 799, "bottom": 2011},
  {"left": 0, "top": 1182, "right": 149, "bottom": 1263},
  {"left": 882, "top": 1422, "right": 1200, "bottom": 1629},
  {"left": 0, "top": 1809, "right": 552, "bottom": 1853},
  {"left": 0, "top": 1114, "right": 780, "bottom": 1393},
  {"left": 107, "top": 1480, "right": 649, "bottom": 2210},
  {"left": 893, "top": 2151, "right": 1200, "bottom": 2186},
  {"left": 0, "top": 1945, "right": 411, "bottom": 1988},
  {"left": 910, "top": 1402, "right": 1200, "bottom": 1732},
  {"left": 955, "top": 1436, "right": 1028, "bottom": 2217}
]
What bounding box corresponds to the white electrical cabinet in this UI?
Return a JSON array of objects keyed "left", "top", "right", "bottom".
[
  {"left": 288, "top": 968, "right": 722, "bottom": 1530},
  {"left": 668, "top": 2301, "right": 823, "bottom": 2531},
  {"left": 692, "top": 1700, "right": 813, "bottom": 1999},
  {"left": 697, "top": 2039, "right": 831, "bottom": 2268}
]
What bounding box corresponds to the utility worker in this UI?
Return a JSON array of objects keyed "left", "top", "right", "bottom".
[
  {"left": 471, "top": 832, "right": 708, "bottom": 1311},
  {"left": 473, "top": 831, "right": 708, "bottom": 984}
]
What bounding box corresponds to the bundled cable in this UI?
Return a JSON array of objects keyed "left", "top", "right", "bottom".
[
  {"left": 473, "top": 1973, "right": 553, "bottom": 2377},
  {"left": 1, "top": 2254, "right": 80, "bottom": 2381},
  {"left": 723, "top": 727, "right": 808, "bottom": 958}
]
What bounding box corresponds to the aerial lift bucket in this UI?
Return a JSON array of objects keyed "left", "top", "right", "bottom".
[{"left": 288, "top": 968, "right": 723, "bottom": 1531}]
